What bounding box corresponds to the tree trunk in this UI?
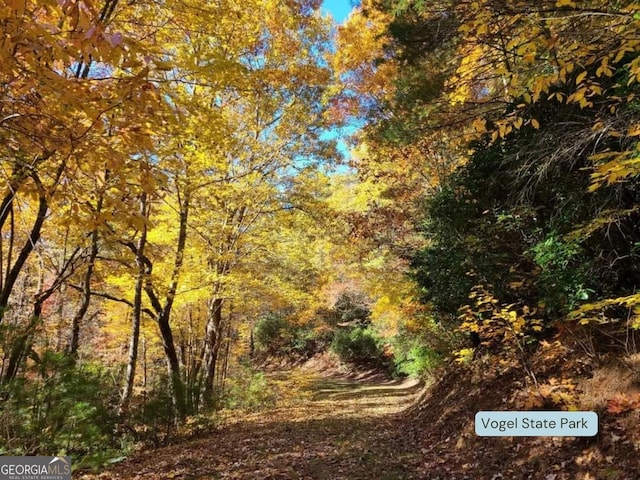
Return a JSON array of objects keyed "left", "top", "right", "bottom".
[
  {"left": 202, "top": 297, "right": 223, "bottom": 406},
  {"left": 158, "top": 310, "right": 187, "bottom": 417},
  {"left": 120, "top": 192, "right": 148, "bottom": 412},
  {"left": 68, "top": 213, "right": 102, "bottom": 355},
  {"left": 217, "top": 312, "right": 233, "bottom": 389},
  {"left": 0, "top": 186, "right": 48, "bottom": 325},
  {"left": 184, "top": 308, "right": 204, "bottom": 413},
  {"left": 141, "top": 188, "right": 190, "bottom": 420},
  {"left": 2, "top": 297, "right": 44, "bottom": 384}
]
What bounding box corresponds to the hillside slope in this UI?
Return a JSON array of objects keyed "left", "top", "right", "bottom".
[
  {"left": 405, "top": 334, "right": 640, "bottom": 479},
  {"left": 78, "top": 336, "right": 640, "bottom": 480}
]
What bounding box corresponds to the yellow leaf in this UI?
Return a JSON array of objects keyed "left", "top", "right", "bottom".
[
  {"left": 531, "top": 118, "right": 540, "bottom": 129},
  {"left": 576, "top": 71, "right": 587, "bottom": 85},
  {"left": 472, "top": 118, "right": 487, "bottom": 133},
  {"left": 571, "top": 88, "right": 586, "bottom": 104},
  {"left": 154, "top": 60, "right": 173, "bottom": 71}
]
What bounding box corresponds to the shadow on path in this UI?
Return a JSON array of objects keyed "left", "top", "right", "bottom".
[{"left": 81, "top": 374, "right": 428, "bottom": 480}]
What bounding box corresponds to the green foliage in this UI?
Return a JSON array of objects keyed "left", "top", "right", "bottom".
[
  {"left": 529, "top": 233, "right": 593, "bottom": 312},
  {"left": 382, "top": 4, "right": 640, "bottom": 350},
  {"left": 254, "top": 293, "right": 374, "bottom": 360},
  {"left": 387, "top": 315, "right": 457, "bottom": 377},
  {"left": 411, "top": 243, "right": 472, "bottom": 315},
  {"left": 254, "top": 313, "right": 291, "bottom": 354},
  {"left": 222, "top": 367, "right": 276, "bottom": 410},
  {"left": 409, "top": 80, "right": 638, "bottom": 335},
  {"left": 410, "top": 159, "right": 529, "bottom": 316},
  {"left": 0, "top": 352, "right": 121, "bottom": 465},
  {"left": 330, "top": 327, "right": 388, "bottom": 368},
  {"left": 127, "top": 373, "right": 177, "bottom": 446},
  {"left": 392, "top": 342, "right": 441, "bottom": 377},
  {"left": 531, "top": 233, "right": 580, "bottom": 269},
  {"left": 254, "top": 313, "right": 327, "bottom": 359},
  {"left": 290, "top": 326, "right": 331, "bottom": 357}
]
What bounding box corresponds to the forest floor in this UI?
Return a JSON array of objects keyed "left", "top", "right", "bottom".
[
  {"left": 79, "top": 345, "right": 640, "bottom": 480},
  {"left": 79, "top": 369, "right": 426, "bottom": 480}
]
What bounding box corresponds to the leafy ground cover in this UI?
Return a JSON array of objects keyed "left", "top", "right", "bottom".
[
  {"left": 78, "top": 337, "right": 640, "bottom": 480},
  {"left": 78, "top": 370, "right": 423, "bottom": 480}
]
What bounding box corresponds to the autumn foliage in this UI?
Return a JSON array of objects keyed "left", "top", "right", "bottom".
[
  {"left": 335, "top": 0, "right": 640, "bottom": 434},
  {"left": 0, "top": 0, "right": 344, "bottom": 459},
  {"left": 3, "top": 0, "right": 640, "bottom": 472}
]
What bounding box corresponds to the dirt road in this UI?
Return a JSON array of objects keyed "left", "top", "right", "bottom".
[{"left": 80, "top": 372, "right": 425, "bottom": 480}]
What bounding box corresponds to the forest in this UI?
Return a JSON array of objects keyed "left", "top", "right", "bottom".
[{"left": 1, "top": 0, "right": 640, "bottom": 478}]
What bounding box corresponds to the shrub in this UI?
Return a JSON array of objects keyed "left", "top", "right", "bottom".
[
  {"left": 290, "top": 326, "right": 325, "bottom": 358},
  {"left": 254, "top": 313, "right": 290, "bottom": 355},
  {"left": 387, "top": 314, "right": 459, "bottom": 378},
  {"left": 127, "top": 373, "right": 177, "bottom": 447},
  {"left": 529, "top": 233, "right": 593, "bottom": 313},
  {"left": 254, "top": 313, "right": 328, "bottom": 359},
  {"left": 392, "top": 342, "right": 442, "bottom": 377},
  {"left": 222, "top": 367, "right": 275, "bottom": 410},
  {"left": 330, "top": 327, "right": 386, "bottom": 367},
  {"left": 333, "top": 291, "right": 371, "bottom": 326},
  {"left": 0, "top": 351, "right": 121, "bottom": 467}
]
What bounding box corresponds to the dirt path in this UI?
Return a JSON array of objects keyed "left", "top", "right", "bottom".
[{"left": 82, "top": 372, "right": 425, "bottom": 480}]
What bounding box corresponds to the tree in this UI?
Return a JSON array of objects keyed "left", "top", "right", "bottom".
[
  {"left": 1, "top": 0, "right": 340, "bottom": 427},
  {"left": 334, "top": 0, "right": 640, "bottom": 354},
  {"left": 0, "top": 0, "right": 165, "bottom": 385}
]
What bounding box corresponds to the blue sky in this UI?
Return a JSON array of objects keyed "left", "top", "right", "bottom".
[
  {"left": 321, "top": 0, "right": 355, "bottom": 24},
  {"left": 319, "top": 1, "right": 358, "bottom": 170}
]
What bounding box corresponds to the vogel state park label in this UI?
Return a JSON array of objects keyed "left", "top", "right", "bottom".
[{"left": 475, "top": 411, "right": 598, "bottom": 437}]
